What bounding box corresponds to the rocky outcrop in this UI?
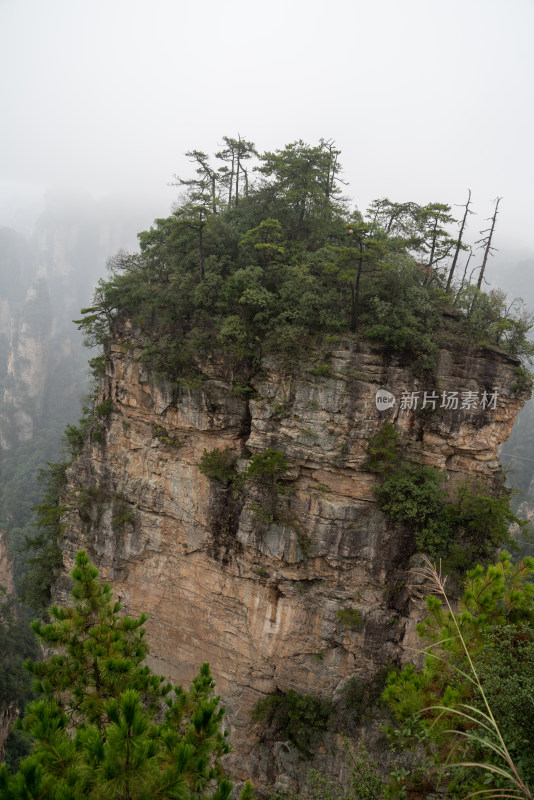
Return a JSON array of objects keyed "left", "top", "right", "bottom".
[
  {"left": 0, "top": 529, "right": 14, "bottom": 597},
  {"left": 0, "top": 530, "right": 16, "bottom": 763},
  {"left": 58, "top": 323, "right": 528, "bottom": 794}
]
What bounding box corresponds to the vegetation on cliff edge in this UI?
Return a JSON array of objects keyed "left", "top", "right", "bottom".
[{"left": 75, "top": 138, "right": 533, "bottom": 384}]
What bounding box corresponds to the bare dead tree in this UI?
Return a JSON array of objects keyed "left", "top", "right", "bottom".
[
  {"left": 476, "top": 197, "right": 502, "bottom": 290},
  {"left": 453, "top": 246, "right": 474, "bottom": 304},
  {"left": 446, "top": 189, "right": 474, "bottom": 293}
]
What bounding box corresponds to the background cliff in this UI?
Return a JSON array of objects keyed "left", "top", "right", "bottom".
[
  {"left": 57, "top": 320, "right": 528, "bottom": 794},
  {"left": 0, "top": 193, "right": 156, "bottom": 581}
]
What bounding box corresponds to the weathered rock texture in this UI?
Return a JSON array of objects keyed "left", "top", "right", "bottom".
[
  {"left": 0, "top": 529, "right": 16, "bottom": 762},
  {"left": 58, "top": 323, "right": 528, "bottom": 795},
  {"left": 0, "top": 529, "right": 14, "bottom": 597}
]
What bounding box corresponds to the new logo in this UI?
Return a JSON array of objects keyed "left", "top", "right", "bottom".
[{"left": 375, "top": 389, "right": 396, "bottom": 410}]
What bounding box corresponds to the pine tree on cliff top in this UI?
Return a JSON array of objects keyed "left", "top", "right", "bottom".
[{"left": 0, "top": 550, "right": 232, "bottom": 800}]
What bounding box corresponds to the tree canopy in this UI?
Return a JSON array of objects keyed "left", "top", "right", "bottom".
[
  {"left": 0, "top": 551, "right": 232, "bottom": 800},
  {"left": 74, "top": 137, "right": 533, "bottom": 385}
]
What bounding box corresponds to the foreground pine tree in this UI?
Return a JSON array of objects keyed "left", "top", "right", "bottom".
[{"left": 0, "top": 550, "right": 233, "bottom": 799}]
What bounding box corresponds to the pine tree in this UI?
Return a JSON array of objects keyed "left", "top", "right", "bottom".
[{"left": 0, "top": 551, "right": 232, "bottom": 799}]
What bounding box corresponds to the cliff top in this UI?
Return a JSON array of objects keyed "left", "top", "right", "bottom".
[{"left": 74, "top": 138, "right": 533, "bottom": 389}]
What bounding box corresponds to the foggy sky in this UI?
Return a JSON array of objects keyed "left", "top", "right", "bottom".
[{"left": 1, "top": 0, "right": 533, "bottom": 262}]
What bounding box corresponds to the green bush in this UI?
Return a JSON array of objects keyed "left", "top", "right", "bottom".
[
  {"left": 512, "top": 364, "right": 534, "bottom": 395},
  {"left": 111, "top": 506, "right": 134, "bottom": 530},
  {"left": 198, "top": 447, "right": 238, "bottom": 485},
  {"left": 308, "top": 362, "right": 333, "bottom": 377},
  {"left": 246, "top": 449, "right": 289, "bottom": 486},
  {"left": 336, "top": 607, "right": 363, "bottom": 630},
  {"left": 251, "top": 689, "right": 332, "bottom": 757},
  {"left": 95, "top": 398, "right": 113, "bottom": 417},
  {"left": 151, "top": 424, "right": 183, "bottom": 448},
  {"left": 382, "top": 553, "right": 534, "bottom": 796},
  {"left": 364, "top": 422, "right": 399, "bottom": 474},
  {"left": 448, "top": 476, "right": 525, "bottom": 563},
  {"left": 375, "top": 458, "right": 524, "bottom": 564},
  {"left": 375, "top": 463, "right": 454, "bottom": 558},
  {"left": 335, "top": 671, "right": 390, "bottom": 735}
]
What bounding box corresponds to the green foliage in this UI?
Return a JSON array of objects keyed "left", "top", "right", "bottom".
[
  {"left": 0, "top": 551, "right": 232, "bottom": 799},
  {"left": 198, "top": 447, "right": 238, "bottom": 485},
  {"left": 513, "top": 364, "right": 534, "bottom": 395},
  {"left": 447, "top": 476, "right": 526, "bottom": 565},
  {"left": 252, "top": 566, "right": 269, "bottom": 578},
  {"left": 375, "top": 463, "right": 521, "bottom": 563},
  {"left": 74, "top": 138, "right": 533, "bottom": 386},
  {"left": 0, "top": 589, "right": 36, "bottom": 715},
  {"left": 240, "top": 781, "right": 257, "bottom": 800},
  {"left": 308, "top": 362, "right": 333, "bottom": 377},
  {"left": 364, "top": 423, "right": 399, "bottom": 474},
  {"left": 95, "top": 397, "right": 113, "bottom": 417},
  {"left": 151, "top": 424, "right": 183, "bottom": 448},
  {"left": 336, "top": 607, "right": 363, "bottom": 630},
  {"left": 63, "top": 404, "right": 93, "bottom": 459},
  {"left": 20, "top": 462, "right": 69, "bottom": 611},
  {"left": 375, "top": 463, "right": 454, "bottom": 558},
  {"left": 266, "top": 741, "right": 385, "bottom": 800},
  {"left": 335, "top": 671, "right": 390, "bottom": 737},
  {"left": 477, "top": 623, "right": 534, "bottom": 783},
  {"left": 249, "top": 503, "right": 275, "bottom": 524},
  {"left": 361, "top": 263, "right": 442, "bottom": 373},
  {"left": 245, "top": 449, "right": 289, "bottom": 486},
  {"left": 111, "top": 505, "right": 134, "bottom": 530},
  {"left": 382, "top": 553, "right": 534, "bottom": 796},
  {"left": 251, "top": 689, "right": 332, "bottom": 757},
  {"left": 455, "top": 286, "right": 534, "bottom": 359}
]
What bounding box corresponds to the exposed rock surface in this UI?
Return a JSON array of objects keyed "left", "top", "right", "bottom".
[
  {"left": 0, "top": 529, "right": 16, "bottom": 762},
  {"left": 58, "top": 323, "right": 528, "bottom": 795},
  {"left": 0, "top": 528, "right": 14, "bottom": 597}
]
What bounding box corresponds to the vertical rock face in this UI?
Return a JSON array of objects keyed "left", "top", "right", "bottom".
[
  {"left": 0, "top": 528, "right": 15, "bottom": 597},
  {"left": 0, "top": 195, "right": 152, "bottom": 452},
  {"left": 0, "top": 529, "right": 16, "bottom": 762},
  {"left": 58, "top": 324, "right": 528, "bottom": 793}
]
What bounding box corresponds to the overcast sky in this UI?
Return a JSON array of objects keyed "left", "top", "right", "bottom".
[{"left": 1, "top": 0, "right": 533, "bottom": 263}]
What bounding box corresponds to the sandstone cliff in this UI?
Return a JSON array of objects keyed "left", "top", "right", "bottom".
[{"left": 58, "top": 322, "right": 528, "bottom": 794}]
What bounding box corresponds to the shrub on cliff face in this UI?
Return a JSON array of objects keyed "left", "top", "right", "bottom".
[
  {"left": 0, "top": 551, "right": 232, "bottom": 800},
  {"left": 251, "top": 689, "right": 332, "bottom": 758},
  {"left": 364, "top": 423, "right": 399, "bottom": 474},
  {"left": 375, "top": 462, "right": 525, "bottom": 564},
  {"left": 265, "top": 742, "right": 385, "bottom": 800},
  {"left": 198, "top": 447, "right": 239, "bottom": 485},
  {"left": 375, "top": 463, "right": 454, "bottom": 558},
  {"left": 245, "top": 449, "right": 289, "bottom": 491}
]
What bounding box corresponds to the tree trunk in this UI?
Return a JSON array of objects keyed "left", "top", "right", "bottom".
[
  {"left": 228, "top": 154, "right": 234, "bottom": 206},
  {"left": 211, "top": 175, "right": 217, "bottom": 214},
  {"left": 199, "top": 217, "right": 204, "bottom": 282},
  {"left": 235, "top": 151, "right": 240, "bottom": 206},
  {"left": 476, "top": 198, "right": 501, "bottom": 291},
  {"left": 453, "top": 247, "right": 473, "bottom": 305},
  {"left": 446, "top": 189, "right": 472, "bottom": 293},
  {"left": 424, "top": 217, "right": 438, "bottom": 283}
]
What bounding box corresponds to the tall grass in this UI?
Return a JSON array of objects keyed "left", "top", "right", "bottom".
[{"left": 413, "top": 556, "right": 532, "bottom": 800}]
